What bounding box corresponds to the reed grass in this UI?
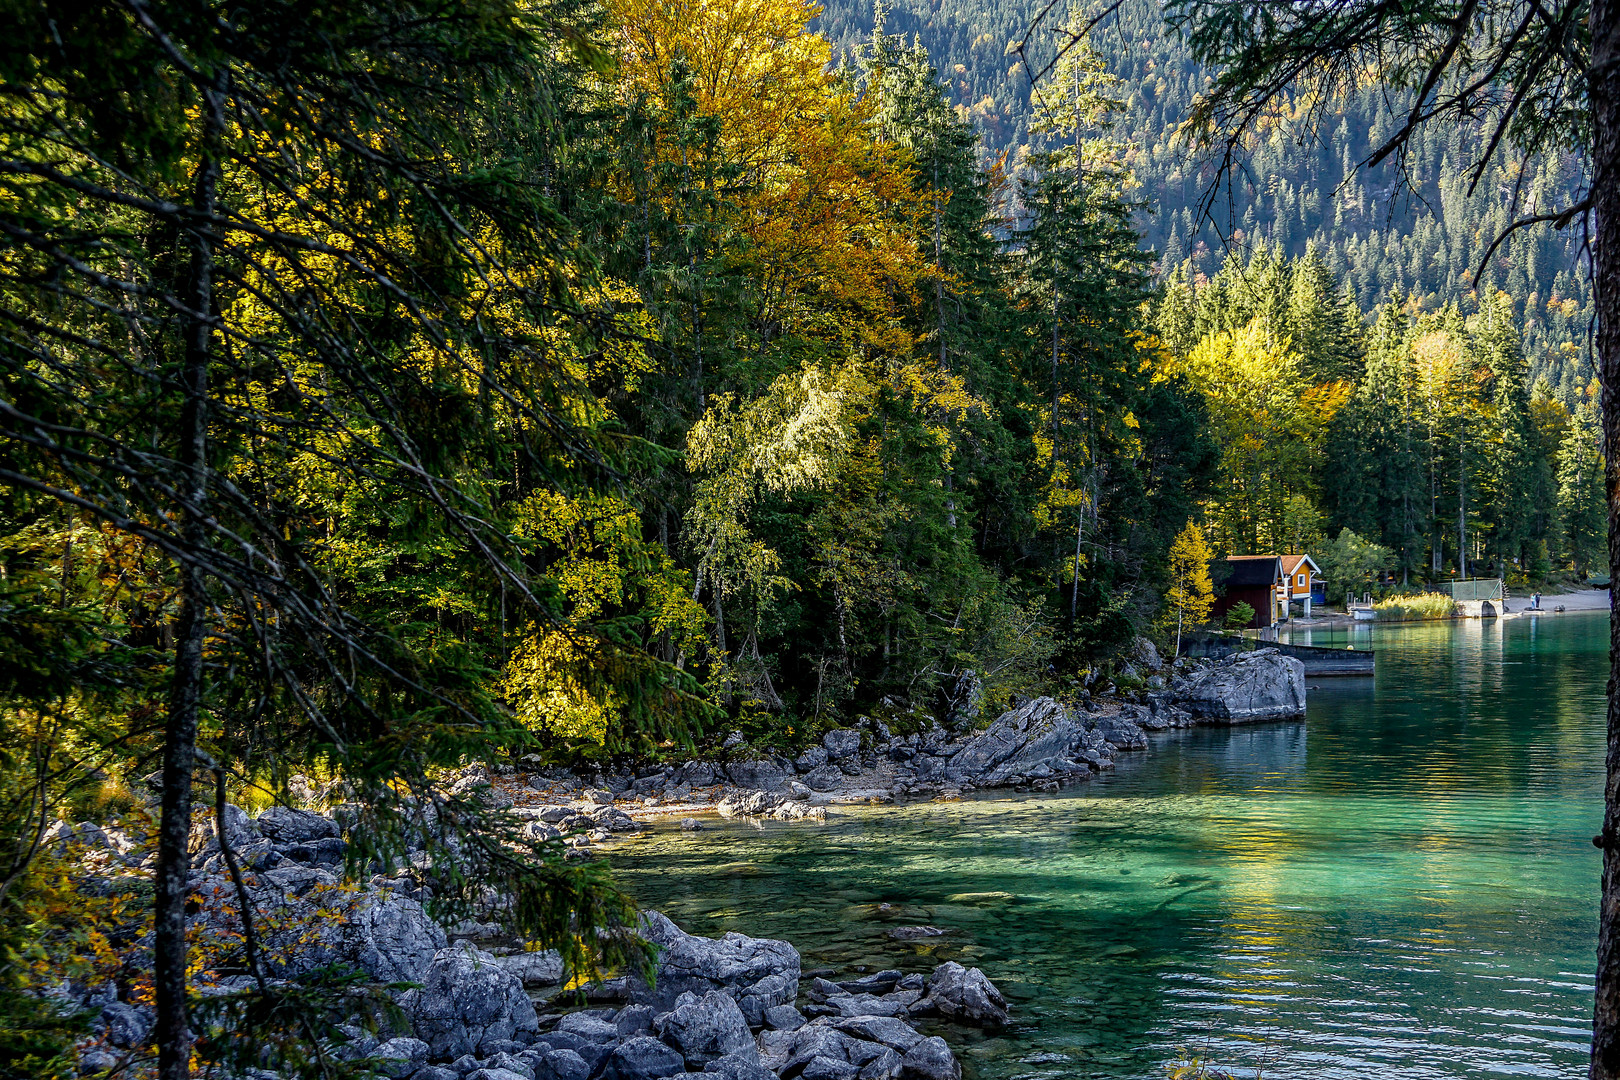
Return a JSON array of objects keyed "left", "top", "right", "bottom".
[{"left": 1373, "top": 592, "right": 1456, "bottom": 620}]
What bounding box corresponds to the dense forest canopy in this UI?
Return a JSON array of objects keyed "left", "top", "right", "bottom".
[{"left": 815, "top": 0, "right": 1595, "bottom": 399}]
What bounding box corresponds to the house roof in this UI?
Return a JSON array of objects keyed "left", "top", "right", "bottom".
[
  {"left": 1218, "top": 555, "right": 1283, "bottom": 587},
  {"left": 1280, "top": 553, "right": 1321, "bottom": 578}
]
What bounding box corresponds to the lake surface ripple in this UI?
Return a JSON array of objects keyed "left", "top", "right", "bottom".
[{"left": 610, "top": 612, "right": 1609, "bottom": 1079}]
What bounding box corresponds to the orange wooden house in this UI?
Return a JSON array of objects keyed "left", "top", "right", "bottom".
[{"left": 1279, "top": 554, "right": 1322, "bottom": 617}]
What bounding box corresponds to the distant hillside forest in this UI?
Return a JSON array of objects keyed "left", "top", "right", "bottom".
[{"left": 815, "top": 0, "right": 1595, "bottom": 401}]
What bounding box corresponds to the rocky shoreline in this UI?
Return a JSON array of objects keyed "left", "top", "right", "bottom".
[
  {"left": 61, "top": 646, "right": 1305, "bottom": 1078},
  {"left": 483, "top": 646, "right": 1307, "bottom": 851},
  {"left": 68, "top": 797, "right": 1008, "bottom": 1080}
]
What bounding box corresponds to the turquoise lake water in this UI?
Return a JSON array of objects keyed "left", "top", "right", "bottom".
[{"left": 609, "top": 612, "right": 1610, "bottom": 1079}]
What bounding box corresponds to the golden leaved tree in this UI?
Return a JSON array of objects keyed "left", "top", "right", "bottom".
[
  {"left": 1177, "top": 319, "right": 1349, "bottom": 552},
  {"left": 1163, "top": 522, "right": 1215, "bottom": 656},
  {"left": 607, "top": 0, "right": 928, "bottom": 350}
]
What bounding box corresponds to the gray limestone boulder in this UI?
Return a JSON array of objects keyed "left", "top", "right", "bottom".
[
  {"left": 1129, "top": 637, "right": 1163, "bottom": 672},
  {"left": 724, "top": 759, "right": 787, "bottom": 790},
  {"left": 484, "top": 1052, "right": 536, "bottom": 1079},
  {"left": 339, "top": 895, "right": 448, "bottom": 984},
  {"left": 631, "top": 913, "right": 799, "bottom": 1016},
  {"left": 262, "top": 892, "right": 445, "bottom": 986},
  {"left": 77, "top": 1048, "right": 121, "bottom": 1075},
  {"left": 757, "top": 1029, "right": 798, "bottom": 1074},
  {"left": 1091, "top": 714, "right": 1148, "bottom": 752},
  {"left": 1175, "top": 648, "right": 1306, "bottom": 722},
  {"left": 735, "top": 973, "right": 794, "bottom": 1028},
  {"left": 858, "top": 1047, "right": 902, "bottom": 1079},
  {"left": 777, "top": 1028, "right": 860, "bottom": 1075},
  {"left": 777, "top": 1027, "right": 895, "bottom": 1079},
  {"left": 373, "top": 1037, "right": 429, "bottom": 1078},
  {"left": 257, "top": 806, "right": 340, "bottom": 844},
  {"left": 898, "top": 1037, "right": 959, "bottom": 1080},
  {"left": 400, "top": 944, "right": 539, "bottom": 1061},
  {"left": 945, "top": 698, "right": 1093, "bottom": 786},
  {"left": 658, "top": 990, "right": 757, "bottom": 1067},
  {"left": 826, "top": 995, "right": 907, "bottom": 1019},
  {"left": 554, "top": 1012, "right": 619, "bottom": 1043},
  {"left": 822, "top": 730, "right": 862, "bottom": 761},
  {"left": 615, "top": 1004, "right": 657, "bottom": 1037},
  {"left": 794, "top": 747, "right": 829, "bottom": 772},
  {"left": 496, "top": 950, "right": 564, "bottom": 988},
  {"left": 596, "top": 1036, "right": 686, "bottom": 1080},
  {"left": 802, "top": 765, "right": 845, "bottom": 792},
  {"left": 540, "top": 1030, "right": 611, "bottom": 1070},
  {"left": 413, "top": 1068, "right": 459, "bottom": 1080},
  {"left": 701, "top": 1054, "right": 777, "bottom": 1080},
  {"left": 763, "top": 1005, "right": 806, "bottom": 1032},
  {"left": 532, "top": 1048, "right": 589, "bottom": 1080},
  {"left": 827, "top": 1016, "right": 922, "bottom": 1053},
  {"left": 210, "top": 803, "right": 263, "bottom": 850},
  {"left": 94, "top": 1002, "right": 152, "bottom": 1049},
  {"left": 836, "top": 971, "right": 902, "bottom": 995},
  {"left": 260, "top": 862, "right": 338, "bottom": 897},
  {"left": 672, "top": 762, "right": 717, "bottom": 788},
  {"left": 926, "top": 962, "right": 1008, "bottom": 1029},
  {"left": 799, "top": 1058, "right": 859, "bottom": 1080},
  {"left": 590, "top": 805, "right": 640, "bottom": 832}
]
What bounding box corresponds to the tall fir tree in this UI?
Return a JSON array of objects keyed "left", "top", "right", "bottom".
[{"left": 1558, "top": 398, "right": 1608, "bottom": 574}]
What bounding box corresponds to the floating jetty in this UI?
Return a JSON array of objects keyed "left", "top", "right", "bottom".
[{"left": 1179, "top": 631, "right": 1375, "bottom": 676}]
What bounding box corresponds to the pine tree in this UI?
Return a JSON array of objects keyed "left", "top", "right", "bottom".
[
  {"left": 1528, "top": 378, "right": 1572, "bottom": 559},
  {"left": 1016, "top": 24, "right": 1154, "bottom": 624},
  {"left": 1155, "top": 260, "right": 1201, "bottom": 361},
  {"left": 1472, "top": 290, "right": 1538, "bottom": 573},
  {"left": 1353, "top": 302, "right": 1426, "bottom": 580},
  {"left": 1286, "top": 243, "right": 1364, "bottom": 383},
  {"left": 1557, "top": 398, "right": 1607, "bottom": 574}
]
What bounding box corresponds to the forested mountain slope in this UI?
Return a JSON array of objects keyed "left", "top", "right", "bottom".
[{"left": 816, "top": 0, "right": 1594, "bottom": 397}]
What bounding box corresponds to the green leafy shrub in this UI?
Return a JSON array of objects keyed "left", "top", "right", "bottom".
[{"left": 1223, "top": 602, "right": 1255, "bottom": 630}]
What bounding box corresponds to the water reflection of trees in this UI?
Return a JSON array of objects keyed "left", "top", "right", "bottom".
[{"left": 1301, "top": 614, "right": 1604, "bottom": 800}]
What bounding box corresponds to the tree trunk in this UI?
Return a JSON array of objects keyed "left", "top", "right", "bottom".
[
  {"left": 155, "top": 125, "right": 220, "bottom": 1080},
  {"left": 711, "top": 588, "right": 726, "bottom": 660},
  {"left": 1591, "top": 0, "right": 1620, "bottom": 1068},
  {"left": 1432, "top": 446, "right": 1443, "bottom": 573},
  {"left": 934, "top": 174, "right": 946, "bottom": 373},
  {"left": 1070, "top": 516, "right": 1083, "bottom": 621},
  {"left": 1052, "top": 281, "right": 1061, "bottom": 429},
  {"left": 1174, "top": 583, "right": 1184, "bottom": 660},
  {"left": 1458, "top": 447, "right": 1469, "bottom": 578}
]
